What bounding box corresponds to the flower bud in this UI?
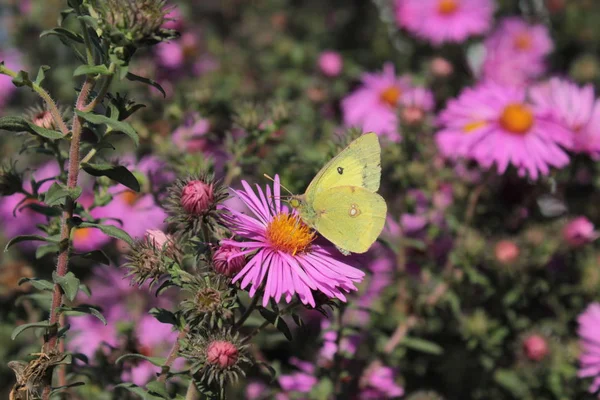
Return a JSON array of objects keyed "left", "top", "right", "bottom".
[
  {"left": 400, "top": 106, "right": 425, "bottom": 126},
  {"left": 318, "top": 51, "right": 343, "bottom": 77},
  {"left": 145, "top": 229, "right": 170, "bottom": 248},
  {"left": 32, "top": 110, "right": 54, "bottom": 129},
  {"left": 206, "top": 340, "right": 239, "bottom": 369},
  {"left": 522, "top": 334, "right": 549, "bottom": 361},
  {"left": 430, "top": 57, "right": 453, "bottom": 78},
  {"left": 181, "top": 180, "right": 214, "bottom": 215},
  {"left": 563, "top": 217, "right": 597, "bottom": 247},
  {"left": 494, "top": 240, "right": 519, "bottom": 265},
  {"left": 213, "top": 244, "right": 246, "bottom": 277}
]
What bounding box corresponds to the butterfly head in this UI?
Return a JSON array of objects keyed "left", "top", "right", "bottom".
[{"left": 289, "top": 195, "right": 304, "bottom": 209}]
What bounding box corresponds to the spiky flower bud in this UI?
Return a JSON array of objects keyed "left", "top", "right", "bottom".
[
  {"left": 180, "top": 275, "right": 235, "bottom": 328},
  {"left": 0, "top": 161, "right": 23, "bottom": 197},
  {"left": 212, "top": 243, "right": 246, "bottom": 277},
  {"left": 25, "top": 105, "right": 70, "bottom": 132},
  {"left": 124, "top": 231, "right": 178, "bottom": 286},
  {"left": 181, "top": 181, "right": 214, "bottom": 215},
  {"left": 180, "top": 329, "right": 251, "bottom": 387}
]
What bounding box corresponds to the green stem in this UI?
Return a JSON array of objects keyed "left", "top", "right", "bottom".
[
  {"left": 157, "top": 327, "right": 189, "bottom": 383},
  {"left": 0, "top": 65, "right": 69, "bottom": 135},
  {"left": 234, "top": 293, "right": 260, "bottom": 329},
  {"left": 82, "top": 63, "right": 116, "bottom": 112},
  {"left": 79, "top": 147, "right": 97, "bottom": 166},
  {"left": 79, "top": 17, "right": 95, "bottom": 66}
]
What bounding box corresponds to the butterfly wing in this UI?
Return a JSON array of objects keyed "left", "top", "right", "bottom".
[
  {"left": 305, "top": 133, "right": 381, "bottom": 204},
  {"left": 311, "top": 186, "right": 387, "bottom": 253}
]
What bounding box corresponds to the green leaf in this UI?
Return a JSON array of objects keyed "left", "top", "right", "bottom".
[
  {"left": 73, "top": 64, "right": 112, "bottom": 77},
  {"left": 146, "top": 381, "right": 170, "bottom": 399},
  {"left": 35, "top": 65, "right": 51, "bottom": 85},
  {"left": 494, "top": 369, "right": 530, "bottom": 398},
  {"left": 149, "top": 308, "right": 178, "bottom": 326},
  {"left": 18, "top": 277, "right": 54, "bottom": 291},
  {"left": 73, "top": 250, "right": 111, "bottom": 266},
  {"left": 126, "top": 72, "right": 166, "bottom": 98},
  {"left": 116, "top": 353, "right": 166, "bottom": 367},
  {"left": 401, "top": 337, "right": 444, "bottom": 355},
  {"left": 50, "top": 381, "right": 85, "bottom": 395},
  {"left": 75, "top": 110, "right": 139, "bottom": 146},
  {"left": 115, "top": 383, "right": 164, "bottom": 400},
  {"left": 0, "top": 116, "right": 63, "bottom": 140},
  {"left": 58, "top": 305, "right": 106, "bottom": 325},
  {"left": 12, "top": 70, "right": 32, "bottom": 87},
  {"left": 53, "top": 271, "right": 81, "bottom": 302},
  {"left": 81, "top": 162, "right": 140, "bottom": 192},
  {"left": 5, "top": 234, "right": 56, "bottom": 251},
  {"left": 44, "top": 182, "right": 82, "bottom": 206},
  {"left": 35, "top": 244, "right": 60, "bottom": 259},
  {"left": 77, "top": 222, "right": 134, "bottom": 247},
  {"left": 11, "top": 321, "right": 52, "bottom": 340},
  {"left": 258, "top": 307, "right": 293, "bottom": 341},
  {"left": 40, "top": 27, "right": 84, "bottom": 43}
]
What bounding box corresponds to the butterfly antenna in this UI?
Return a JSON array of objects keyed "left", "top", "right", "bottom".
[{"left": 263, "top": 174, "right": 295, "bottom": 197}]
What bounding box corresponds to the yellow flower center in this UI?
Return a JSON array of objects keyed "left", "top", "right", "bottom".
[
  {"left": 266, "top": 213, "right": 315, "bottom": 255},
  {"left": 514, "top": 33, "right": 532, "bottom": 51},
  {"left": 380, "top": 86, "right": 402, "bottom": 107},
  {"left": 438, "top": 0, "right": 459, "bottom": 15},
  {"left": 120, "top": 190, "right": 140, "bottom": 206},
  {"left": 74, "top": 228, "right": 92, "bottom": 241},
  {"left": 463, "top": 120, "right": 487, "bottom": 133},
  {"left": 499, "top": 103, "right": 534, "bottom": 135}
]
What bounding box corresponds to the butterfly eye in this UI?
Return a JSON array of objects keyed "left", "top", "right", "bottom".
[{"left": 290, "top": 198, "right": 300, "bottom": 208}]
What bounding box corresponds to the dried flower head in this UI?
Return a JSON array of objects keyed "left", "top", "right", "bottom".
[
  {"left": 179, "top": 329, "right": 251, "bottom": 388},
  {"left": 0, "top": 161, "right": 23, "bottom": 197},
  {"left": 164, "top": 174, "right": 228, "bottom": 234},
  {"left": 180, "top": 275, "right": 236, "bottom": 328}
]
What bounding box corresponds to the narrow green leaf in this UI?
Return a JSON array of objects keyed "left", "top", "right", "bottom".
[
  {"left": 5, "top": 234, "right": 55, "bottom": 251},
  {"left": 115, "top": 383, "right": 164, "bottom": 400},
  {"left": 35, "top": 65, "right": 51, "bottom": 85},
  {"left": 126, "top": 72, "right": 166, "bottom": 98},
  {"left": 44, "top": 182, "right": 82, "bottom": 206},
  {"left": 11, "top": 321, "right": 52, "bottom": 340},
  {"left": 401, "top": 337, "right": 444, "bottom": 355},
  {"left": 53, "top": 271, "right": 81, "bottom": 302},
  {"left": 73, "top": 64, "right": 112, "bottom": 77},
  {"left": 258, "top": 307, "right": 293, "bottom": 341},
  {"left": 494, "top": 369, "right": 530, "bottom": 398},
  {"left": 75, "top": 110, "right": 139, "bottom": 146},
  {"left": 81, "top": 162, "right": 140, "bottom": 191},
  {"left": 0, "top": 116, "right": 63, "bottom": 140},
  {"left": 149, "top": 308, "right": 178, "bottom": 326},
  {"left": 35, "top": 243, "right": 60, "bottom": 258},
  {"left": 58, "top": 305, "right": 106, "bottom": 325},
  {"left": 146, "top": 381, "right": 170, "bottom": 399},
  {"left": 12, "top": 70, "right": 32, "bottom": 87},
  {"left": 116, "top": 353, "right": 166, "bottom": 367},
  {"left": 40, "top": 27, "right": 84, "bottom": 43},
  {"left": 18, "top": 277, "right": 54, "bottom": 291},
  {"left": 73, "top": 250, "right": 111, "bottom": 265},
  {"left": 77, "top": 222, "right": 134, "bottom": 246}
]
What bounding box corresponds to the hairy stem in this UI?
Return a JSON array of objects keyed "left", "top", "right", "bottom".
[
  {"left": 157, "top": 327, "right": 188, "bottom": 383},
  {"left": 185, "top": 381, "right": 198, "bottom": 400},
  {"left": 82, "top": 63, "right": 116, "bottom": 113},
  {"left": 0, "top": 65, "right": 69, "bottom": 135}
]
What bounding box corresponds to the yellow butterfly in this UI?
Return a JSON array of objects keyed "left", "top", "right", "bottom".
[{"left": 289, "top": 132, "right": 387, "bottom": 254}]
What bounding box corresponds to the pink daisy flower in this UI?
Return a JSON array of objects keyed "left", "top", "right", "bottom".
[
  {"left": 530, "top": 77, "right": 600, "bottom": 156},
  {"left": 342, "top": 63, "right": 412, "bottom": 142},
  {"left": 481, "top": 17, "right": 553, "bottom": 86},
  {"left": 395, "top": 0, "right": 495, "bottom": 46},
  {"left": 222, "top": 175, "right": 365, "bottom": 307},
  {"left": 578, "top": 302, "right": 600, "bottom": 396},
  {"left": 435, "top": 82, "right": 572, "bottom": 180}
]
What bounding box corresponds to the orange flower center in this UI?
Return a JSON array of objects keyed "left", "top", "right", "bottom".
[
  {"left": 499, "top": 103, "right": 534, "bottom": 135},
  {"left": 380, "top": 86, "right": 402, "bottom": 107},
  {"left": 74, "top": 228, "right": 92, "bottom": 241},
  {"left": 514, "top": 33, "right": 532, "bottom": 51},
  {"left": 463, "top": 120, "right": 487, "bottom": 133},
  {"left": 266, "top": 213, "right": 315, "bottom": 255},
  {"left": 437, "top": 0, "right": 459, "bottom": 15},
  {"left": 120, "top": 190, "right": 140, "bottom": 206}
]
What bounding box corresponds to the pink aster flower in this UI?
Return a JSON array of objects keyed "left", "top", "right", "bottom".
[
  {"left": 482, "top": 17, "right": 553, "bottom": 86},
  {"left": 172, "top": 112, "right": 211, "bottom": 153},
  {"left": 435, "top": 82, "right": 573, "bottom": 180},
  {"left": 360, "top": 364, "right": 404, "bottom": 399},
  {"left": 395, "top": 0, "right": 495, "bottom": 46},
  {"left": 578, "top": 302, "right": 600, "bottom": 396},
  {"left": 530, "top": 78, "right": 600, "bottom": 156},
  {"left": 222, "top": 175, "right": 365, "bottom": 307},
  {"left": 400, "top": 86, "right": 435, "bottom": 126},
  {"left": 278, "top": 358, "right": 317, "bottom": 395},
  {"left": 342, "top": 63, "right": 413, "bottom": 142},
  {"left": 318, "top": 51, "right": 343, "bottom": 77},
  {"left": 562, "top": 216, "right": 597, "bottom": 247}
]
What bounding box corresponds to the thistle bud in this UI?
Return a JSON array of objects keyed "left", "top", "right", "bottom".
[
  {"left": 212, "top": 243, "right": 246, "bottom": 277},
  {"left": 0, "top": 162, "right": 23, "bottom": 197},
  {"left": 26, "top": 105, "right": 69, "bottom": 132},
  {"left": 207, "top": 340, "right": 239, "bottom": 368},
  {"left": 124, "top": 236, "right": 169, "bottom": 286},
  {"left": 522, "top": 334, "right": 549, "bottom": 361},
  {"left": 180, "top": 276, "right": 235, "bottom": 328},
  {"left": 181, "top": 180, "right": 214, "bottom": 215}
]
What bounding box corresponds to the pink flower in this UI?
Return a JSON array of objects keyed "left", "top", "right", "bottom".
[
  {"left": 360, "top": 364, "right": 404, "bottom": 399},
  {"left": 530, "top": 78, "right": 600, "bottom": 156},
  {"left": 435, "top": 82, "right": 572, "bottom": 180},
  {"left": 522, "top": 334, "right": 549, "bottom": 361},
  {"left": 482, "top": 17, "right": 553, "bottom": 86},
  {"left": 395, "top": 0, "right": 495, "bottom": 45},
  {"left": 279, "top": 358, "right": 317, "bottom": 394},
  {"left": 562, "top": 217, "right": 597, "bottom": 247},
  {"left": 494, "top": 240, "right": 519, "bottom": 265},
  {"left": 400, "top": 87, "right": 435, "bottom": 125},
  {"left": 213, "top": 243, "right": 247, "bottom": 277},
  {"left": 578, "top": 302, "right": 600, "bottom": 395},
  {"left": 246, "top": 381, "right": 268, "bottom": 400},
  {"left": 430, "top": 57, "right": 454, "bottom": 77},
  {"left": 222, "top": 175, "right": 365, "bottom": 307},
  {"left": 162, "top": 7, "right": 184, "bottom": 31},
  {"left": 181, "top": 180, "right": 214, "bottom": 215},
  {"left": 318, "top": 51, "right": 343, "bottom": 77},
  {"left": 206, "top": 340, "right": 239, "bottom": 368},
  {"left": 172, "top": 113, "right": 211, "bottom": 153},
  {"left": 342, "top": 63, "right": 413, "bottom": 142}
]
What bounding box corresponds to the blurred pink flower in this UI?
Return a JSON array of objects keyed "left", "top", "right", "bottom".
[
  {"left": 162, "top": 7, "right": 184, "bottom": 31},
  {"left": 342, "top": 63, "right": 413, "bottom": 142},
  {"left": 318, "top": 51, "right": 343, "bottom": 77},
  {"left": 0, "top": 48, "right": 22, "bottom": 109},
  {"left": 578, "top": 302, "right": 600, "bottom": 395},
  {"left": 222, "top": 175, "right": 364, "bottom": 307},
  {"left": 278, "top": 358, "right": 317, "bottom": 394},
  {"left": 530, "top": 77, "right": 600, "bottom": 156},
  {"left": 430, "top": 57, "right": 454, "bottom": 78},
  {"left": 482, "top": 17, "right": 553, "bottom": 86},
  {"left": 246, "top": 381, "right": 268, "bottom": 400},
  {"left": 522, "top": 334, "right": 549, "bottom": 361},
  {"left": 360, "top": 364, "right": 404, "bottom": 399},
  {"left": 435, "top": 82, "right": 572, "bottom": 180},
  {"left": 400, "top": 87, "right": 435, "bottom": 126},
  {"left": 562, "top": 217, "right": 597, "bottom": 247},
  {"left": 395, "top": 0, "right": 494, "bottom": 45},
  {"left": 172, "top": 113, "right": 211, "bottom": 152}
]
